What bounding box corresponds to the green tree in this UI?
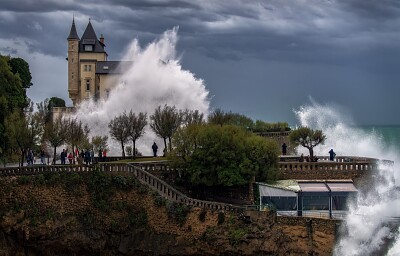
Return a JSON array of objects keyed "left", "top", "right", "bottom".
[
  {"left": 171, "top": 124, "right": 279, "bottom": 188},
  {"left": 4, "top": 110, "right": 29, "bottom": 166},
  {"left": 150, "top": 105, "right": 183, "bottom": 153},
  {"left": 9, "top": 57, "right": 32, "bottom": 89},
  {"left": 43, "top": 117, "right": 68, "bottom": 164},
  {"left": 48, "top": 97, "right": 66, "bottom": 110},
  {"left": 289, "top": 127, "right": 326, "bottom": 160},
  {"left": 125, "top": 110, "right": 147, "bottom": 158},
  {"left": 109, "top": 114, "right": 129, "bottom": 158}
]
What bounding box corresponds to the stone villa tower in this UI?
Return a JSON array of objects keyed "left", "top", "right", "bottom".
[{"left": 67, "top": 18, "right": 128, "bottom": 106}]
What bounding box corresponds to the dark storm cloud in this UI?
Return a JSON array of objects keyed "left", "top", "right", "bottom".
[
  {"left": 340, "top": 0, "right": 400, "bottom": 19},
  {"left": 0, "top": 0, "right": 78, "bottom": 12},
  {"left": 1, "top": 0, "right": 400, "bottom": 124}
]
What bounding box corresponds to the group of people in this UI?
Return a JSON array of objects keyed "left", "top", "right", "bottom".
[
  {"left": 25, "top": 149, "right": 47, "bottom": 166},
  {"left": 60, "top": 148, "right": 102, "bottom": 165}
]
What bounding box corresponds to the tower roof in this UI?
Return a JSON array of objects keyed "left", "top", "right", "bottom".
[
  {"left": 79, "top": 20, "right": 106, "bottom": 54},
  {"left": 67, "top": 18, "right": 80, "bottom": 40}
]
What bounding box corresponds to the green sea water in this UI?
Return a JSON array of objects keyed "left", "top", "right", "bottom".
[{"left": 358, "top": 125, "right": 400, "bottom": 152}]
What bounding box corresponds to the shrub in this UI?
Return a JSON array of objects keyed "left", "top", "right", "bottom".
[
  {"left": 34, "top": 174, "right": 46, "bottom": 186},
  {"left": 217, "top": 211, "right": 225, "bottom": 225},
  {"left": 129, "top": 208, "right": 148, "bottom": 228},
  {"left": 228, "top": 228, "right": 248, "bottom": 246},
  {"left": 17, "top": 176, "right": 31, "bottom": 185},
  {"left": 199, "top": 209, "right": 207, "bottom": 222},
  {"left": 167, "top": 202, "right": 190, "bottom": 225},
  {"left": 154, "top": 196, "right": 167, "bottom": 207}
]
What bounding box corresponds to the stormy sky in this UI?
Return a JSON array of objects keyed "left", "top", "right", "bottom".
[{"left": 1, "top": 0, "right": 399, "bottom": 125}]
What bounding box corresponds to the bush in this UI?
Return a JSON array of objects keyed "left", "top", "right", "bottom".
[
  {"left": 129, "top": 208, "right": 148, "bottom": 228},
  {"left": 217, "top": 211, "right": 225, "bottom": 225},
  {"left": 199, "top": 209, "right": 207, "bottom": 222},
  {"left": 167, "top": 202, "right": 190, "bottom": 225},
  {"left": 17, "top": 176, "right": 31, "bottom": 185},
  {"left": 112, "top": 176, "right": 128, "bottom": 189},
  {"left": 228, "top": 228, "right": 248, "bottom": 246},
  {"left": 34, "top": 174, "right": 46, "bottom": 185},
  {"left": 154, "top": 196, "right": 167, "bottom": 207}
]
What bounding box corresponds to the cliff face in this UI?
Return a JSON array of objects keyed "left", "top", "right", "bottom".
[{"left": 0, "top": 171, "right": 337, "bottom": 255}]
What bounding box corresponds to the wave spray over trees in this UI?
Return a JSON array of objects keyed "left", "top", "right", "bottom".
[
  {"left": 72, "top": 28, "right": 210, "bottom": 155},
  {"left": 294, "top": 101, "right": 400, "bottom": 255}
]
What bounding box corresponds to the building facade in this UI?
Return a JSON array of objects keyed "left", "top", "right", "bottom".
[{"left": 67, "top": 18, "right": 130, "bottom": 106}]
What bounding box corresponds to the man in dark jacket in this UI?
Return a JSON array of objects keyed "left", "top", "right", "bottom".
[{"left": 152, "top": 142, "right": 158, "bottom": 157}]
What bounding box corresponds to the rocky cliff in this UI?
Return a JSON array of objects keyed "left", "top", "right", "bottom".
[{"left": 0, "top": 171, "right": 337, "bottom": 255}]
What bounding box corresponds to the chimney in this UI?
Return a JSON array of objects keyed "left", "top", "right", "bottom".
[{"left": 100, "top": 34, "right": 104, "bottom": 44}]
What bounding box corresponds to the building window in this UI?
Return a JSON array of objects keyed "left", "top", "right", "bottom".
[
  {"left": 84, "top": 45, "right": 93, "bottom": 51},
  {"left": 71, "top": 58, "right": 74, "bottom": 63},
  {"left": 86, "top": 79, "right": 90, "bottom": 91},
  {"left": 106, "top": 89, "right": 110, "bottom": 99},
  {"left": 88, "top": 65, "right": 92, "bottom": 71},
  {"left": 84, "top": 65, "right": 87, "bottom": 71}
]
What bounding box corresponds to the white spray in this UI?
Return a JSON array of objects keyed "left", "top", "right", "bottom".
[
  {"left": 71, "top": 27, "right": 210, "bottom": 155},
  {"left": 294, "top": 100, "right": 400, "bottom": 255}
]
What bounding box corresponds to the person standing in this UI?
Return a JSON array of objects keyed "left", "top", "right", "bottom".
[
  {"left": 329, "top": 149, "right": 336, "bottom": 161},
  {"left": 60, "top": 149, "right": 66, "bottom": 165},
  {"left": 68, "top": 152, "right": 73, "bottom": 164},
  {"left": 152, "top": 142, "right": 158, "bottom": 157},
  {"left": 282, "top": 143, "right": 287, "bottom": 155},
  {"left": 103, "top": 149, "right": 107, "bottom": 161},
  {"left": 40, "top": 149, "right": 46, "bottom": 165}
]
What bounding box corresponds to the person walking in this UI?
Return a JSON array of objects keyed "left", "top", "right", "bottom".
[
  {"left": 152, "top": 142, "right": 158, "bottom": 157},
  {"left": 84, "top": 150, "right": 90, "bottom": 165},
  {"left": 329, "top": 149, "right": 336, "bottom": 161},
  {"left": 282, "top": 143, "right": 287, "bottom": 155}
]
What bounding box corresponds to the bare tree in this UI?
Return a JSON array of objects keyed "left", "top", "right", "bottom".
[
  {"left": 183, "top": 109, "right": 204, "bottom": 126},
  {"left": 109, "top": 114, "right": 129, "bottom": 158},
  {"left": 125, "top": 110, "right": 147, "bottom": 158},
  {"left": 207, "top": 109, "right": 232, "bottom": 126},
  {"left": 150, "top": 105, "right": 183, "bottom": 154},
  {"left": 43, "top": 117, "right": 68, "bottom": 164},
  {"left": 91, "top": 135, "right": 108, "bottom": 157},
  {"left": 65, "top": 118, "right": 90, "bottom": 163}
]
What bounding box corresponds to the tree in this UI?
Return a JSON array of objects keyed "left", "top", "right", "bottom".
[
  {"left": 9, "top": 57, "right": 32, "bottom": 89},
  {"left": 65, "top": 118, "right": 90, "bottom": 163},
  {"left": 207, "top": 109, "right": 232, "bottom": 126},
  {"left": 0, "top": 55, "right": 31, "bottom": 164},
  {"left": 108, "top": 114, "right": 129, "bottom": 158},
  {"left": 36, "top": 98, "right": 52, "bottom": 125},
  {"left": 48, "top": 97, "right": 66, "bottom": 110},
  {"left": 171, "top": 124, "right": 279, "bottom": 188},
  {"left": 125, "top": 110, "right": 147, "bottom": 158},
  {"left": 91, "top": 135, "right": 108, "bottom": 156},
  {"left": 4, "top": 110, "right": 30, "bottom": 166},
  {"left": 150, "top": 105, "right": 183, "bottom": 153},
  {"left": 289, "top": 127, "right": 326, "bottom": 160},
  {"left": 183, "top": 109, "right": 204, "bottom": 126},
  {"left": 43, "top": 117, "right": 68, "bottom": 164}
]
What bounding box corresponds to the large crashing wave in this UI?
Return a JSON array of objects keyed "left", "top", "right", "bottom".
[
  {"left": 294, "top": 100, "right": 400, "bottom": 255},
  {"left": 71, "top": 27, "right": 210, "bottom": 155}
]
